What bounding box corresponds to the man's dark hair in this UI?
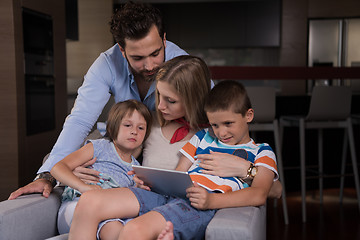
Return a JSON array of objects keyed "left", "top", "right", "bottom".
[{"left": 110, "top": 1, "right": 164, "bottom": 48}]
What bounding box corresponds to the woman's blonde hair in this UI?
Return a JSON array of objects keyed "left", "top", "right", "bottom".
[
  {"left": 155, "top": 55, "right": 211, "bottom": 130},
  {"left": 106, "top": 100, "right": 152, "bottom": 142}
]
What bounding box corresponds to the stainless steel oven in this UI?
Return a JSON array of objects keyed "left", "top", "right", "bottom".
[{"left": 23, "top": 8, "right": 55, "bottom": 135}]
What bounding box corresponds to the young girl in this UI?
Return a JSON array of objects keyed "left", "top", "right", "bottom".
[{"left": 50, "top": 99, "right": 152, "bottom": 234}]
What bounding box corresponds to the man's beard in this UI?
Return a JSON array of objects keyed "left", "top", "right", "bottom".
[
  {"left": 126, "top": 54, "right": 165, "bottom": 82},
  {"left": 130, "top": 64, "right": 159, "bottom": 82}
]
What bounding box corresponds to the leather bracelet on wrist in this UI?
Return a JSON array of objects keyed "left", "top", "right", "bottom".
[{"left": 35, "top": 172, "right": 57, "bottom": 188}]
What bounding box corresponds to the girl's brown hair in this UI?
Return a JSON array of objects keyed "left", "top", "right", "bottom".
[
  {"left": 106, "top": 100, "right": 152, "bottom": 142},
  {"left": 155, "top": 55, "right": 211, "bottom": 130}
]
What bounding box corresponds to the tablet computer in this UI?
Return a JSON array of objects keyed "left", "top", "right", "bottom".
[{"left": 132, "top": 165, "right": 193, "bottom": 199}]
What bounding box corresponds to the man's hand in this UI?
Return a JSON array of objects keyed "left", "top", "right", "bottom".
[
  {"left": 186, "top": 182, "right": 212, "bottom": 210},
  {"left": 8, "top": 179, "right": 53, "bottom": 200},
  {"left": 72, "top": 157, "right": 101, "bottom": 184},
  {"left": 197, "top": 151, "right": 250, "bottom": 178}
]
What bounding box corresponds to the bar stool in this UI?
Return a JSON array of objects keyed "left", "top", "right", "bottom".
[
  {"left": 340, "top": 114, "right": 360, "bottom": 202},
  {"left": 246, "top": 86, "right": 289, "bottom": 225},
  {"left": 279, "top": 86, "right": 360, "bottom": 223}
]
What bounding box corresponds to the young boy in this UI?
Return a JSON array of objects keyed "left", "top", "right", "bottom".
[
  {"left": 68, "top": 80, "right": 278, "bottom": 240},
  {"left": 175, "top": 79, "right": 278, "bottom": 213}
]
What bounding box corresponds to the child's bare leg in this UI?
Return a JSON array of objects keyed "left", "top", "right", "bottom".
[
  {"left": 99, "top": 221, "right": 123, "bottom": 240},
  {"left": 157, "top": 221, "right": 174, "bottom": 240},
  {"left": 118, "top": 211, "right": 167, "bottom": 240},
  {"left": 68, "top": 188, "right": 139, "bottom": 240}
]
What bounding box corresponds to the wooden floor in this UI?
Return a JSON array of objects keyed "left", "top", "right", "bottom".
[{"left": 266, "top": 188, "right": 360, "bottom": 240}]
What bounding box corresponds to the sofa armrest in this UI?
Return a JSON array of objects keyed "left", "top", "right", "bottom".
[
  {"left": 0, "top": 186, "right": 63, "bottom": 240},
  {"left": 205, "top": 205, "right": 266, "bottom": 240}
]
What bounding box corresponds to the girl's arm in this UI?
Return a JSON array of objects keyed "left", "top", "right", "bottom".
[{"left": 50, "top": 143, "right": 100, "bottom": 193}]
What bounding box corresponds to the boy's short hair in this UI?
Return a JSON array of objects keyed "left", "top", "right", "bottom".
[
  {"left": 106, "top": 100, "right": 152, "bottom": 142},
  {"left": 110, "top": 1, "right": 164, "bottom": 48},
  {"left": 204, "top": 80, "right": 252, "bottom": 116}
]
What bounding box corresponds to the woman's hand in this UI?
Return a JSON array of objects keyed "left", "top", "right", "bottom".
[
  {"left": 128, "top": 170, "right": 151, "bottom": 191},
  {"left": 186, "top": 182, "right": 212, "bottom": 210},
  {"left": 72, "top": 157, "right": 101, "bottom": 184},
  {"left": 196, "top": 151, "right": 250, "bottom": 178}
]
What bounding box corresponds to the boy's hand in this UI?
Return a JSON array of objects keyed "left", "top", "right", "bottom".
[
  {"left": 196, "top": 151, "right": 249, "bottom": 178},
  {"left": 128, "top": 170, "right": 151, "bottom": 191},
  {"left": 186, "top": 182, "right": 212, "bottom": 210},
  {"left": 73, "top": 157, "right": 101, "bottom": 184}
]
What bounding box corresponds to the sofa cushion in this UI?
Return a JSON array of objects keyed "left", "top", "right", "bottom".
[
  {"left": 205, "top": 205, "right": 266, "bottom": 240},
  {"left": 46, "top": 233, "right": 69, "bottom": 240},
  {"left": 0, "top": 187, "right": 63, "bottom": 240}
]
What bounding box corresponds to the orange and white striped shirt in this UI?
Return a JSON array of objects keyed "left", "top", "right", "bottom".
[{"left": 180, "top": 128, "right": 278, "bottom": 193}]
